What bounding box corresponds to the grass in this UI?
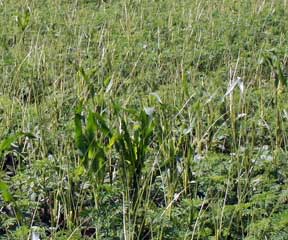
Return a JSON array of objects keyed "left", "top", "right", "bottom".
[{"left": 0, "top": 0, "right": 288, "bottom": 239}]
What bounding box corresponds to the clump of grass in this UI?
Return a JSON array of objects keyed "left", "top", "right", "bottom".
[{"left": 1, "top": 0, "right": 288, "bottom": 239}]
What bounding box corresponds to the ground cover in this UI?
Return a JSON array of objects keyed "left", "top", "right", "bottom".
[{"left": 0, "top": 0, "right": 288, "bottom": 239}]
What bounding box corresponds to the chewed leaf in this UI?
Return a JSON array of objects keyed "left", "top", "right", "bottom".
[
  {"left": 224, "top": 77, "right": 244, "bottom": 97},
  {"left": 105, "top": 77, "right": 113, "bottom": 93},
  {"left": 150, "top": 92, "right": 162, "bottom": 104},
  {"left": 237, "top": 113, "right": 247, "bottom": 119},
  {"left": 183, "top": 127, "right": 193, "bottom": 135},
  {"left": 224, "top": 80, "right": 239, "bottom": 97},
  {"left": 144, "top": 107, "right": 155, "bottom": 116},
  {"left": 31, "top": 231, "right": 40, "bottom": 240},
  {"left": 238, "top": 78, "right": 244, "bottom": 94}
]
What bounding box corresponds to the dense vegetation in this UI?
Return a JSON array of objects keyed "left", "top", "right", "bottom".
[{"left": 1, "top": 0, "right": 288, "bottom": 239}]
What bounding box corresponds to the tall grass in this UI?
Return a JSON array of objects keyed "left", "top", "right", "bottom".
[{"left": 1, "top": 0, "right": 288, "bottom": 239}]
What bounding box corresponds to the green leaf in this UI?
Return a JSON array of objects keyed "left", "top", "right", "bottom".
[
  {"left": 0, "top": 132, "right": 35, "bottom": 152},
  {"left": 94, "top": 112, "right": 112, "bottom": 137},
  {"left": 276, "top": 61, "right": 286, "bottom": 87},
  {"left": 0, "top": 134, "right": 20, "bottom": 152},
  {"left": 0, "top": 182, "right": 13, "bottom": 202},
  {"left": 121, "top": 119, "right": 135, "bottom": 163},
  {"left": 74, "top": 105, "right": 86, "bottom": 155},
  {"left": 92, "top": 147, "right": 106, "bottom": 174},
  {"left": 87, "top": 111, "right": 97, "bottom": 143},
  {"left": 108, "top": 133, "right": 121, "bottom": 149},
  {"left": 78, "top": 67, "right": 88, "bottom": 82}
]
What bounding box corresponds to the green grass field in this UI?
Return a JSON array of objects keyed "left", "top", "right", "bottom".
[{"left": 1, "top": 0, "right": 288, "bottom": 239}]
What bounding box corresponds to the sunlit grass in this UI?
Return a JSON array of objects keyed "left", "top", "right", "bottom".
[{"left": 1, "top": 0, "right": 288, "bottom": 239}]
